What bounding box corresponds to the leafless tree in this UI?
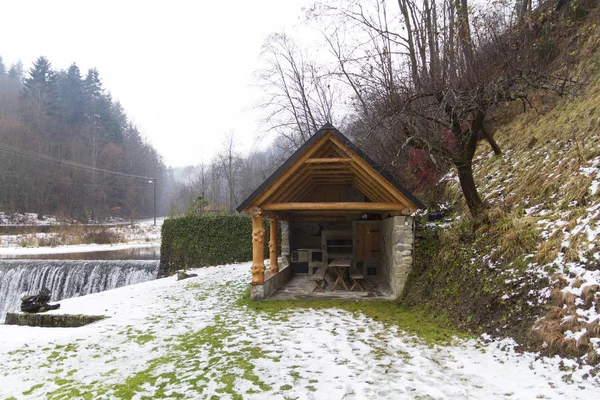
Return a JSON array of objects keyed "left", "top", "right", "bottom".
[
  {"left": 218, "top": 132, "right": 242, "bottom": 214},
  {"left": 257, "top": 33, "right": 338, "bottom": 152},
  {"left": 306, "top": 0, "right": 575, "bottom": 216}
]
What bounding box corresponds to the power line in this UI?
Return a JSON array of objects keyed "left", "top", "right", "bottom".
[
  {"left": 0, "top": 172, "right": 153, "bottom": 189},
  {"left": 0, "top": 142, "right": 156, "bottom": 181}
]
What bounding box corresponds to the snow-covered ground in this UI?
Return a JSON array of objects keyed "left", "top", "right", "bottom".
[
  {"left": 0, "top": 212, "right": 134, "bottom": 226},
  {"left": 0, "top": 262, "right": 597, "bottom": 399},
  {"left": 0, "top": 218, "right": 163, "bottom": 256},
  {"left": 0, "top": 212, "right": 61, "bottom": 226}
]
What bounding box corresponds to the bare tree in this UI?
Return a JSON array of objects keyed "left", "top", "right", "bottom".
[
  {"left": 218, "top": 132, "right": 242, "bottom": 214},
  {"left": 257, "top": 33, "right": 338, "bottom": 152},
  {"left": 307, "top": 0, "right": 575, "bottom": 216}
]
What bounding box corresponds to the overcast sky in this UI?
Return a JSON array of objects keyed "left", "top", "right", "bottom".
[{"left": 0, "top": 0, "right": 313, "bottom": 168}]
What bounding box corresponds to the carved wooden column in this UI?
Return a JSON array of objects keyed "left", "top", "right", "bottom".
[
  {"left": 249, "top": 207, "right": 265, "bottom": 285},
  {"left": 269, "top": 219, "right": 278, "bottom": 273}
]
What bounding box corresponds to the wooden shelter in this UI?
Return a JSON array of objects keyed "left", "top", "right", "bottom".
[{"left": 237, "top": 124, "right": 424, "bottom": 298}]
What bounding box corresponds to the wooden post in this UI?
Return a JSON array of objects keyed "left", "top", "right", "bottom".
[
  {"left": 249, "top": 207, "right": 266, "bottom": 285},
  {"left": 269, "top": 219, "right": 278, "bottom": 273}
]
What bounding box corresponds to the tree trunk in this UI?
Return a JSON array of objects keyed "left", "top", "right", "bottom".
[
  {"left": 457, "top": 0, "right": 475, "bottom": 77},
  {"left": 447, "top": 0, "right": 457, "bottom": 85},
  {"left": 398, "top": 0, "right": 420, "bottom": 87},
  {"left": 481, "top": 123, "right": 502, "bottom": 155},
  {"left": 454, "top": 118, "right": 485, "bottom": 217},
  {"left": 456, "top": 161, "right": 484, "bottom": 217}
]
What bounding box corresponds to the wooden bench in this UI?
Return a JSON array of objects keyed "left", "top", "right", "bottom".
[
  {"left": 311, "top": 266, "right": 328, "bottom": 292},
  {"left": 349, "top": 267, "right": 365, "bottom": 292}
]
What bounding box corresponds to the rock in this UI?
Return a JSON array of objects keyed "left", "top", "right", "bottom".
[
  {"left": 177, "top": 271, "right": 198, "bottom": 281},
  {"left": 5, "top": 313, "right": 106, "bottom": 327},
  {"left": 20, "top": 288, "right": 60, "bottom": 313},
  {"left": 527, "top": 136, "right": 538, "bottom": 148},
  {"left": 428, "top": 210, "right": 444, "bottom": 221}
]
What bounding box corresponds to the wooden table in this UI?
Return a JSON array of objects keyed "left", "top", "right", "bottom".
[{"left": 328, "top": 258, "right": 351, "bottom": 291}]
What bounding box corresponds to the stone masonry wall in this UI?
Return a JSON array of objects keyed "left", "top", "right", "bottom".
[
  {"left": 381, "top": 216, "right": 414, "bottom": 299},
  {"left": 5, "top": 313, "right": 107, "bottom": 327}
]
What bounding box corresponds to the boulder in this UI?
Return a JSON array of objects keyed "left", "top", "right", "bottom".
[
  {"left": 20, "top": 288, "right": 60, "bottom": 313},
  {"left": 177, "top": 270, "right": 198, "bottom": 281}
]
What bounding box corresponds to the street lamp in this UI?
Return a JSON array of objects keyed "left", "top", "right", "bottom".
[{"left": 149, "top": 179, "right": 157, "bottom": 226}]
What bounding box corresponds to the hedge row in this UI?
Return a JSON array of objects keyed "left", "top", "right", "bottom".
[{"left": 158, "top": 215, "right": 272, "bottom": 276}]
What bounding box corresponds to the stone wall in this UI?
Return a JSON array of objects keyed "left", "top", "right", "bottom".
[
  {"left": 250, "top": 265, "right": 293, "bottom": 300},
  {"left": 381, "top": 216, "right": 414, "bottom": 299},
  {"left": 5, "top": 313, "right": 107, "bottom": 327}
]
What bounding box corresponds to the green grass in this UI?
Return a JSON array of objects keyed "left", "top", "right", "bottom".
[
  {"left": 22, "top": 384, "right": 44, "bottom": 396},
  {"left": 237, "top": 289, "right": 466, "bottom": 345}
]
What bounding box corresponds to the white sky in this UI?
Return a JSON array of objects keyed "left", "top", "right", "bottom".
[{"left": 0, "top": 0, "right": 313, "bottom": 168}]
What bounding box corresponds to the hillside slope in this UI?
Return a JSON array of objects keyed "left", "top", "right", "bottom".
[{"left": 403, "top": 10, "right": 600, "bottom": 369}]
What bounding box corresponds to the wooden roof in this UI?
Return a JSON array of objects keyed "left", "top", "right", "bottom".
[{"left": 237, "top": 124, "right": 425, "bottom": 216}]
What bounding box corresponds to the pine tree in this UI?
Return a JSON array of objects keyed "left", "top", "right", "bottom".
[
  {"left": 24, "top": 56, "right": 55, "bottom": 90},
  {"left": 58, "top": 63, "right": 85, "bottom": 124},
  {"left": 83, "top": 68, "right": 104, "bottom": 124},
  {"left": 22, "top": 56, "right": 58, "bottom": 116},
  {"left": 0, "top": 56, "right": 6, "bottom": 77},
  {"left": 83, "top": 68, "right": 103, "bottom": 101},
  {"left": 7, "top": 61, "right": 24, "bottom": 83}
]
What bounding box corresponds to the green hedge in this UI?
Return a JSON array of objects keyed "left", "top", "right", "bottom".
[{"left": 158, "top": 215, "right": 272, "bottom": 276}]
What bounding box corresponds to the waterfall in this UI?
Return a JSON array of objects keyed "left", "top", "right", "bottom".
[{"left": 0, "top": 260, "right": 159, "bottom": 321}]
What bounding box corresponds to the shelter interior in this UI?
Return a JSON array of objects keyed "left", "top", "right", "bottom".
[{"left": 277, "top": 216, "right": 391, "bottom": 299}]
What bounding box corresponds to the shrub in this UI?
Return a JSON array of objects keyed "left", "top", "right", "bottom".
[
  {"left": 82, "top": 229, "right": 123, "bottom": 244},
  {"left": 159, "top": 215, "right": 273, "bottom": 276}
]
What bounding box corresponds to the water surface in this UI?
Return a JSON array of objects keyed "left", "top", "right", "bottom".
[{"left": 0, "top": 245, "right": 160, "bottom": 260}]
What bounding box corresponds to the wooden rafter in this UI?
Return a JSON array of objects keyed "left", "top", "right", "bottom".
[
  {"left": 349, "top": 164, "right": 397, "bottom": 203},
  {"left": 329, "top": 135, "right": 413, "bottom": 207},
  {"left": 304, "top": 158, "right": 352, "bottom": 164},
  {"left": 283, "top": 176, "right": 315, "bottom": 203},
  {"left": 251, "top": 134, "right": 330, "bottom": 206}
]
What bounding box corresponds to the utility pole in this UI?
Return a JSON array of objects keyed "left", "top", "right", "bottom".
[
  {"left": 153, "top": 178, "right": 157, "bottom": 226},
  {"left": 150, "top": 178, "right": 157, "bottom": 226}
]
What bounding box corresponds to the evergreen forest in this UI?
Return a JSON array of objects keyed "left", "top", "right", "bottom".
[{"left": 0, "top": 56, "right": 165, "bottom": 221}]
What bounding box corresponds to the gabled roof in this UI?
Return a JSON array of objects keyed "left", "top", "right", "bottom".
[{"left": 237, "top": 123, "right": 425, "bottom": 213}]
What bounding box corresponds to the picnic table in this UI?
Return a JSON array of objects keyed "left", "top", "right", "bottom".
[{"left": 328, "top": 258, "right": 351, "bottom": 291}]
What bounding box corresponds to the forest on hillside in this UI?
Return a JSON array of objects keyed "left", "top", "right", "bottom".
[
  {"left": 0, "top": 54, "right": 291, "bottom": 221},
  {"left": 0, "top": 56, "right": 166, "bottom": 221}
]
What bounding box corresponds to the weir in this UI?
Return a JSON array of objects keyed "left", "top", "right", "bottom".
[{"left": 0, "top": 260, "right": 158, "bottom": 321}]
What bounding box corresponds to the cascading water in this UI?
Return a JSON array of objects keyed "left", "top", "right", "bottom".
[{"left": 0, "top": 260, "right": 158, "bottom": 321}]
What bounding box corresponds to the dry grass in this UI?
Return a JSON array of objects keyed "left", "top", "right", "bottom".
[
  {"left": 82, "top": 229, "right": 122, "bottom": 244},
  {"left": 15, "top": 226, "right": 123, "bottom": 247},
  {"left": 476, "top": 84, "right": 600, "bottom": 212},
  {"left": 532, "top": 288, "right": 599, "bottom": 362},
  {"left": 582, "top": 285, "right": 600, "bottom": 306},
  {"left": 535, "top": 233, "right": 562, "bottom": 265},
  {"left": 478, "top": 211, "right": 538, "bottom": 262},
  {"left": 587, "top": 320, "right": 600, "bottom": 336}
]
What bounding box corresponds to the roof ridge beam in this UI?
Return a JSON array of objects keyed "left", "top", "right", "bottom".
[{"left": 262, "top": 202, "right": 408, "bottom": 211}]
